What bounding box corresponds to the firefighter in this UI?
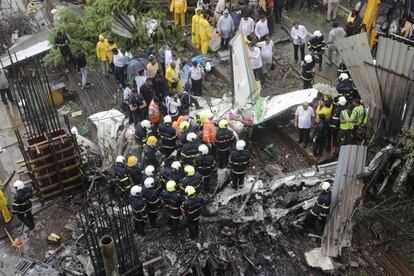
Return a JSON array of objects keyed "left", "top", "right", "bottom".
[
  {"left": 312, "top": 114, "right": 329, "bottom": 156},
  {"left": 179, "top": 165, "right": 203, "bottom": 193},
  {"left": 194, "top": 144, "right": 216, "bottom": 193},
  {"left": 214, "top": 119, "right": 236, "bottom": 169},
  {"left": 304, "top": 181, "right": 331, "bottom": 235},
  {"left": 12, "top": 180, "right": 35, "bottom": 231},
  {"left": 141, "top": 165, "right": 156, "bottom": 185},
  {"left": 142, "top": 136, "right": 158, "bottom": 168},
  {"left": 202, "top": 113, "right": 216, "bottom": 144},
  {"left": 0, "top": 190, "right": 12, "bottom": 223},
  {"left": 181, "top": 186, "right": 205, "bottom": 239},
  {"left": 337, "top": 62, "right": 350, "bottom": 79},
  {"left": 161, "top": 180, "right": 183, "bottom": 232},
  {"left": 301, "top": 54, "right": 315, "bottom": 89},
  {"left": 129, "top": 185, "right": 148, "bottom": 236},
  {"left": 135, "top": 120, "right": 153, "bottom": 145},
  {"left": 127, "top": 155, "right": 142, "bottom": 185},
  {"left": 338, "top": 103, "right": 355, "bottom": 146},
  {"left": 157, "top": 115, "right": 178, "bottom": 157},
  {"left": 180, "top": 132, "right": 200, "bottom": 166},
  {"left": 229, "top": 140, "right": 251, "bottom": 189},
  {"left": 114, "top": 155, "right": 132, "bottom": 199},
  {"left": 142, "top": 177, "right": 162, "bottom": 227},
  {"left": 307, "top": 30, "right": 325, "bottom": 71},
  {"left": 192, "top": 9, "right": 202, "bottom": 49},
  {"left": 159, "top": 161, "right": 183, "bottom": 189},
  {"left": 336, "top": 73, "right": 355, "bottom": 102},
  {"left": 352, "top": 98, "right": 366, "bottom": 141},
  {"left": 328, "top": 96, "right": 346, "bottom": 155},
  {"left": 179, "top": 120, "right": 199, "bottom": 146}
]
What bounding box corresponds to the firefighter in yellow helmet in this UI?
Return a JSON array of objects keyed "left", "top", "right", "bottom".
[
  {"left": 191, "top": 9, "right": 202, "bottom": 49},
  {"left": 143, "top": 136, "right": 159, "bottom": 169},
  {"left": 127, "top": 156, "right": 142, "bottom": 185},
  {"left": 198, "top": 12, "right": 212, "bottom": 55},
  {"left": 170, "top": 0, "right": 187, "bottom": 29},
  {"left": 96, "top": 34, "right": 109, "bottom": 76}
]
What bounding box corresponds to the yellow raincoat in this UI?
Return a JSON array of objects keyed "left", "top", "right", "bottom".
[
  {"left": 0, "top": 190, "right": 12, "bottom": 223},
  {"left": 191, "top": 9, "right": 201, "bottom": 49},
  {"left": 165, "top": 65, "right": 182, "bottom": 92},
  {"left": 170, "top": 0, "right": 187, "bottom": 27},
  {"left": 96, "top": 35, "right": 109, "bottom": 61},
  {"left": 198, "top": 16, "right": 211, "bottom": 55}
]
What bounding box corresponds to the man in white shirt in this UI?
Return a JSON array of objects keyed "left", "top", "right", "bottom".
[
  {"left": 188, "top": 60, "right": 205, "bottom": 96},
  {"left": 123, "top": 82, "right": 134, "bottom": 124},
  {"left": 294, "top": 101, "right": 315, "bottom": 148},
  {"left": 290, "top": 21, "right": 308, "bottom": 63},
  {"left": 165, "top": 47, "right": 173, "bottom": 67},
  {"left": 112, "top": 48, "right": 126, "bottom": 88},
  {"left": 239, "top": 16, "right": 255, "bottom": 38},
  {"left": 326, "top": 22, "right": 346, "bottom": 66},
  {"left": 135, "top": 70, "right": 147, "bottom": 93},
  {"left": 254, "top": 14, "right": 269, "bottom": 41},
  {"left": 166, "top": 94, "right": 182, "bottom": 121},
  {"left": 217, "top": 9, "right": 234, "bottom": 51},
  {"left": 257, "top": 35, "right": 274, "bottom": 75},
  {"left": 248, "top": 42, "right": 265, "bottom": 85}
]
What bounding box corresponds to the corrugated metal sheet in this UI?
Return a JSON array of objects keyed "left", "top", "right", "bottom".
[
  {"left": 336, "top": 34, "right": 382, "bottom": 132},
  {"left": 375, "top": 37, "right": 414, "bottom": 136},
  {"left": 321, "top": 145, "right": 367, "bottom": 257}
]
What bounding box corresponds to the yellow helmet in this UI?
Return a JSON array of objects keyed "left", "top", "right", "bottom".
[
  {"left": 127, "top": 156, "right": 138, "bottom": 167},
  {"left": 184, "top": 165, "right": 195, "bottom": 176},
  {"left": 185, "top": 185, "right": 196, "bottom": 197},
  {"left": 179, "top": 121, "right": 190, "bottom": 130},
  {"left": 146, "top": 136, "right": 157, "bottom": 146},
  {"left": 218, "top": 119, "right": 228, "bottom": 129},
  {"left": 166, "top": 180, "right": 176, "bottom": 192}
]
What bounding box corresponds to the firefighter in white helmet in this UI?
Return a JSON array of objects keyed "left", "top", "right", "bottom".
[
  {"left": 12, "top": 180, "right": 35, "bottom": 232},
  {"left": 300, "top": 54, "right": 316, "bottom": 89},
  {"left": 194, "top": 144, "right": 216, "bottom": 193},
  {"left": 129, "top": 185, "right": 148, "bottom": 236},
  {"left": 229, "top": 140, "right": 251, "bottom": 189},
  {"left": 304, "top": 181, "right": 332, "bottom": 235},
  {"left": 142, "top": 177, "right": 162, "bottom": 227},
  {"left": 307, "top": 30, "right": 325, "bottom": 71}
]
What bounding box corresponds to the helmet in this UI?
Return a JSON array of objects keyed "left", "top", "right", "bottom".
[
  {"left": 338, "top": 96, "right": 347, "bottom": 106},
  {"left": 321, "top": 181, "right": 331, "bottom": 191},
  {"left": 166, "top": 180, "right": 176, "bottom": 192},
  {"left": 218, "top": 119, "right": 228, "bottom": 129},
  {"left": 304, "top": 54, "right": 313, "bottom": 63},
  {"left": 144, "top": 177, "right": 155, "bottom": 188},
  {"left": 179, "top": 121, "right": 190, "bottom": 130},
  {"left": 187, "top": 132, "right": 198, "bottom": 142},
  {"left": 130, "top": 185, "right": 142, "bottom": 196},
  {"left": 339, "top": 73, "right": 349, "bottom": 81},
  {"left": 144, "top": 165, "right": 155, "bottom": 176},
  {"left": 116, "top": 156, "right": 125, "bottom": 164},
  {"left": 127, "top": 156, "right": 138, "bottom": 167},
  {"left": 13, "top": 180, "right": 24, "bottom": 190},
  {"left": 99, "top": 34, "right": 105, "bottom": 41},
  {"left": 198, "top": 144, "right": 209, "bottom": 155},
  {"left": 141, "top": 120, "right": 151, "bottom": 129},
  {"left": 171, "top": 161, "right": 181, "bottom": 170},
  {"left": 146, "top": 136, "right": 157, "bottom": 146},
  {"left": 313, "top": 30, "right": 322, "bottom": 38},
  {"left": 184, "top": 165, "right": 195, "bottom": 176},
  {"left": 185, "top": 185, "right": 196, "bottom": 197},
  {"left": 164, "top": 115, "right": 172, "bottom": 124},
  {"left": 236, "top": 140, "right": 246, "bottom": 150},
  {"left": 207, "top": 113, "right": 214, "bottom": 120}
]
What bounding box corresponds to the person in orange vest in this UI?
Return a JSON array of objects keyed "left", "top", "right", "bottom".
[
  {"left": 148, "top": 98, "right": 161, "bottom": 125},
  {"left": 202, "top": 113, "right": 216, "bottom": 144},
  {"left": 170, "top": 0, "right": 188, "bottom": 30}
]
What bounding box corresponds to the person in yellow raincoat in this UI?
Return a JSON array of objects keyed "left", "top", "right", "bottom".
[
  {"left": 198, "top": 12, "right": 211, "bottom": 55},
  {"left": 165, "top": 62, "right": 182, "bottom": 92},
  {"left": 191, "top": 9, "right": 202, "bottom": 49},
  {"left": 170, "top": 0, "right": 187, "bottom": 29},
  {"left": 96, "top": 34, "right": 109, "bottom": 76},
  {"left": 0, "top": 190, "right": 12, "bottom": 223}
]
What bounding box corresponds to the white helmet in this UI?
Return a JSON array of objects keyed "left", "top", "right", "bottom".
[
  {"left": 198, "top": 144, "right": 209, "bottom": 155},
  {"left": 304, "top": 54, "right": 313, "bottom": 63},
  {"left": 141, "top": 120, "right": 151, "bottom": 129},
  {"left": 187, "top": 132, "right": 198, "bottom": 142},
  {"left": 207, "top": 113, "right": 214, "bottom": 120},
  {"left": 130, "top": 185, "right": 142, "bottom": 196},
  {"left": 144, "top": 165, "right": 155, "bottom": 176},
  {"left": 171, "top": 161, "right": 181, "bottom": 170},
  {"left": 236, "top": 140, "right": 246, "bottom": 150},
  {"left": 321, "top": 181, "right": 331, "bottom": 191},
  {"left": 339, "top": 73, "right": 349, "bottom": 81},
  {"left": 13, "top": 180, "right": 24, "bottom": 190},
  {"left": 164, "top": 115, "right": 172, "bottom": 124},
  {"left": 116, "top": 156, "right": 125, "bottom": 164},
  {"left": 144, "top": 177, "right": 155, "bottom": 188},
  {"left": 313, "top": 30, "right": 322, "bottom": 38},
  {"left": 338, "top": 96, "right": 347, "bottom": 106}
]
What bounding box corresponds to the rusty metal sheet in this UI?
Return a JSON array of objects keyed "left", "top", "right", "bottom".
[
  {"left": 321, "top": 145, "right": 367, "bottom": 257},
  {"left": 336, "top": 34, "right": 382, "bottom": 131}
]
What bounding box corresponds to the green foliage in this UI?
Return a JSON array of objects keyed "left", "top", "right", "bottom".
[
  {"left": 43, "top": 48, "right": 64, "bottom": 68},
  {"left": 43, "top": 0, "right": 184, "bottom": 68}
]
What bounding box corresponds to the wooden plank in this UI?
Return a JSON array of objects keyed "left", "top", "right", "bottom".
[
  {"left": 39, "top": 174, "right": 82, "bottom": 193},
  {"left": 1, "top": 171, "right": 16, "bottom": 191},
  {"left": 35, "top": 162, "right": 80, "bottom": 181},
  {"left": 31, "top": 154, "right": 78, "bottom": 172},
  {"left": 42, "top": 182, "right": 83, "bottom": 199},
  {"left": 26, "top": 145, "right": 75, "bottom": 164}
]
